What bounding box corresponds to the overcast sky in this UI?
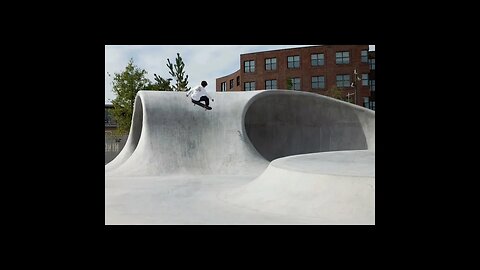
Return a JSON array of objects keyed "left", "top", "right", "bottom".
[{"left": 105, "top": 45, "right": 375, "bottom": 103}]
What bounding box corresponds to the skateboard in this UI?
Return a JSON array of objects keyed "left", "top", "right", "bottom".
[{"left": 192, "top": 100, "right": 212, "bottom": 110}]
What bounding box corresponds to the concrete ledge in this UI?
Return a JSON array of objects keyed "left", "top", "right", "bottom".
[{"left": 271, "top": 150, "right": 374, "bottom": 177}]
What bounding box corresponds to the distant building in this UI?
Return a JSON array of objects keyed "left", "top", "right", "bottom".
[
  {"left": 105, "top": 104, "right": 127, "bottom": 164},
  {"left": 105, "top": 104, "right": 117, "bottom": 133},
  {"left": 216, "top": 45, "right": 375, "bottom": 109},
  {"left": 366, "top": 51, "right": 375, "bottom": 110}
]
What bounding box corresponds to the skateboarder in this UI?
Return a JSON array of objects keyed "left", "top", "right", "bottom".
[{"left": 186, "top": 81, "right": 214, "bottom": 109}]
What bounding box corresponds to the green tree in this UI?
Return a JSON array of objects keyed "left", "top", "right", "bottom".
[
  {"left": 145, "top": 74, "right": 172, "bottom": 91},
  {"left": 326, "top": 86, "right": 355, "bottom": 103},
  {"left": 286, "top": 77, "right": 293, "bottom": 90},
  {"left": 110, "top": 58, "right": 150, "bottom": 134},
  {"left": 150, "top": 53, "right": 190, "bottom": 91},
  {"left": 327, "top": 86, "right": 345, "bottom": 100},
  {"left": 167, "top": 53, "right": 190, "bottom": 91}
]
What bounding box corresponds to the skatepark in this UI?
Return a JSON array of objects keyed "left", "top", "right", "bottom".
[{"left": 105, "top": 90, "right": 375, "bottom": 224}]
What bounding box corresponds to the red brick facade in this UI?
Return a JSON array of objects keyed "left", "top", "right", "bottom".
[
  {"left": 216, "top": 45, "right": 373, "bottom": 106},
  {"left": 216, "top": 70, "right": 242, "bottom": 92}
]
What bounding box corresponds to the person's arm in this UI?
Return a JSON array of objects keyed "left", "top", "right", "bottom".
[{"left": 186, "top": 88, "right": 193, "bottom": 97}]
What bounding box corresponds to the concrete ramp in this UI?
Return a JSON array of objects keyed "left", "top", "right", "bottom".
[
  {"left": 105, "top": 90, "right": 268, "bottom": 176},
  {"left": 244, "top": 90, "right": 375, "bottom": 161},
  {"left": 106, "top": 90, "right": 374, "bottom": 175},
  {"left": 105, "top": 90, "right": 375, "bottom": 224}
]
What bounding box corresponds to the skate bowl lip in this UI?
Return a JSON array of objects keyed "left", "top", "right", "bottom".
[
  {"left": 269, "top": 150, "right": 375, "bottom": 178},
  {"left": 241, "top": 89, "right": 375, "bottom": 115}
]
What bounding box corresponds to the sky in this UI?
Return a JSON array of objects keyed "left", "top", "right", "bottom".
[{"left": 105, "top": 45, "right": 375, "bottom": 103}]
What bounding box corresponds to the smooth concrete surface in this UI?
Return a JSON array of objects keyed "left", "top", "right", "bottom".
[
  {"left": 105, "top": 90, "right": 268, "bottom": 176},
  {"left": 105, "top": 90, "right": 375, "bottom": 224},
  {"left": 244, "top": 92, "right": 374, "bottom": 161},
  {"left": 106, "top": 175, "right": 353, "bottom": 224},
  {"left": 271, "top": 150, "right": 374, "bottom": 176},
  {"left": 221, "top": 151, "right": 375, "bottom": 224}
]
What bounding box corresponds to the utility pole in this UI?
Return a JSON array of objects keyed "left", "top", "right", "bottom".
[
  {"left": 353, "top": 68, "right": 361, "bottom": 105},
  {"left": 353, "top": 68, "right": 358, "bottom": 105},
  {"left": 346, "top": 92, "right": 355, "bottom": 103}
]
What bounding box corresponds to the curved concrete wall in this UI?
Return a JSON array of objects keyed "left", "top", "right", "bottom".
[
  {"left": 244, "top": 91, "right": 375, "bottom": 161},
  {"left": 105, "top": 90, "right": 268, "bottom": 176},
  {"left": 104, "top": 96, "right": 143, "bottom": 171},
  {"left": 105, "top": 90, "right": 375, "bottom": 177}
]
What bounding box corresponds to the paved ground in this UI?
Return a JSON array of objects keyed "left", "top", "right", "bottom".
[{"left": 106, "top": 174, "right": 348, "bottom": 224}]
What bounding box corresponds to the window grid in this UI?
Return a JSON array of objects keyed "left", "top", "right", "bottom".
[
  {"left": 312, "top": 76, "right": 325, "bottom": 89},
  {"left": 361, "top": 50, "right": 368, "bottom": 63},
  {"left": 265, "top": 79, "right": 277, "bottom": 90},
  {"left": 265, "top": 58, "right": 277, "bottom": 70},
  {"left": 292, "top": 77, "right": 301, "bottom": 90},
  {"left": 336, "top": 74, "right": 350, "bottom": 88},
  {"left": 244, "top": 60, "right": 255, "bottom": 73},
  {"left": 362, "top": 74, "right": 369, "bottom": 86},
  {"left": 221, "top": 82, "right": 226, "bottom": 92},
  {"left": 287, "top": 55, "right": 300, "bottom": 68},
  {"left": 363, "top": 97, "right": 370, "bottom": 108},
  {"left": 336, "top": 51, "right": 350, "bottom": 64},
  {"left": 311, "top": 53, "right": 324, "bottom": 66},
  {"left": 244, "top": 81, "right": 255, "bottom": 91}
]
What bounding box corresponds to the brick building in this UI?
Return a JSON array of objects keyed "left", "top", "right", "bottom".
[
  {"left": 367, "top": 50, "right": 375, "bottom": 110},
  {"left": 216, "top": 45, "right": 375, "bottom": 109}
]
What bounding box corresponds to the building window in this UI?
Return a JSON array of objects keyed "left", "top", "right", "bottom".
[
  {"left": 371, "top": 101, "right": 375, "bottom": 111},
  {"left": 336, "top": 51, "right": 350, "bottom": 64},
  {"left": 221, "top": 82, "right": 227, "bottom": 92},
  {"left": 291, "top": 77, "right": 301, "bottom": 90},
  {"left": 265, "top": 58, "right": 277, "bottom": 70},
  {"left": 312, "top": 76, "right": 325, "bottom": 89},
  {"left": 237, "top": 76, "right": 240, "bottom": 86},
  {"left": 363, "top": 97, "right": 370, "bottom": 109},
  {"left": 362, "top": 74, "right": 369, "bottom": 86},
  {"left": 244, "top": 60, "right": 255, "bottom": 73},
  {"left": 244, "top": 81, "right": 255, "bottom": 91},
  {"left": 336, "top": 74, "right": 350, "bottom": 88},
  {"left": 229, "top": 79, "right": 234, "bottom": 89},
  {"left": 287, "top": 55, "right": 300, "bottom": 68},
  {"left": 370, "top": 79, "right": 375, "bottom": 91},
  {"left": 369, "top": 58, "right": 375, "bottom": 70},
  {"left": 361, "top": 50, "right": 368, "bottom": 63},
  {"left": 265, "top": 79, "right": 277, "bottom": 90},
  {"left": 311, "top": 53, "right": 324, "bottom": 66}
]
